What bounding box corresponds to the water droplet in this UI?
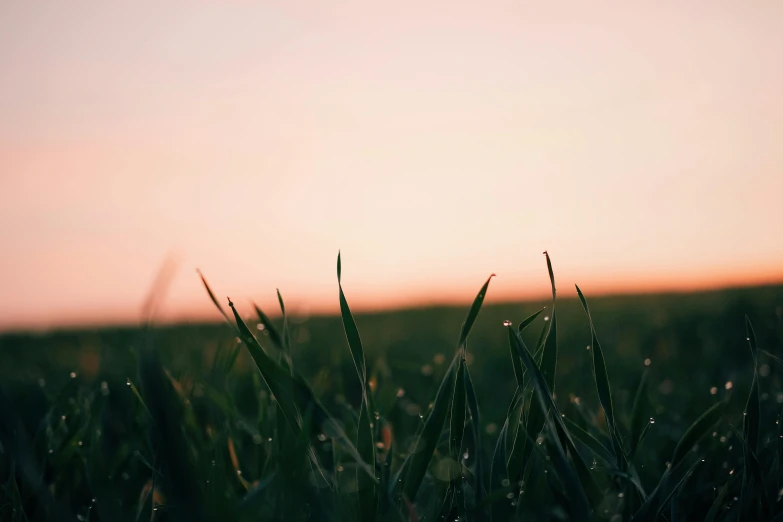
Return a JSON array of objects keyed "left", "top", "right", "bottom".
[
  {"left": 649, "top": 417, "right": 655, "bottom": 424},
  {"left": 710, "top": 387, "right": 718, "bottom": 395},
  {"left": 421, "top": 364, "right": 433, "bottom": 376},
  {"left": 70, "top": 372, "right": 77, "bottom": 378},
  {"left": 462, "top": 451, "right": 469, "bottom": 460},
  {"left": 376, "top": 442, "right": 385, "bottom": 449},
  {"left": 61, "top": 415, "right": 66, "bottom": 421},
  {"left": 268, "top": 437, "right": 273, "bottom": 442},
  {"left": 644, "top": 358, "right": 651, "bottom": 366},
  {"left": 48, "top": 449, "right": 53, "bottom": 454},
  {"left": 256, "top": 323, "right": 265, "bottom": 330},
  {"left": 396, "top": 388, "right": 405, "bottom": 398},
  {"left": 503, "top": 320, "right": 512, "bottom": 327},
  {"left": 506, "top": 493, "right": 514, "bottom": 499},
  {"left": 78, "top": 441, "right": 83, "bottom": 446},
  {"left": 729, "top": 469, "right": 734, "bottom": 475},
  {"left": 536, "top": 436, "right": 544, "bottom": 445},
  {"left": 724, "top": 381, "right": 733, "bottom": 390},
  {"left": 336, "top": 465, "right": 344, "bottom": 472},
  {"left": 586, "top": 345, "right": 591, "bottom": 351},
  {"left": 317, "top": 434, "right": 327, "bottom": 442},
  {"left": 433, "top": 353, "right": 445, "bottom": 364},
  {"left": 720, "top": 436, "right": 727, "bottom": 443},
  {"left": 618, "top": 492, "right": 624, "bottom": 498},
  {"left": 237, "top": 470, "right": 242, "bottom": 475},
  {"left": 501, "top": 479, "right": 510, "bottom": 487},
  {"left": 544, "top": 316, "right": 550, "bottom": 321}
]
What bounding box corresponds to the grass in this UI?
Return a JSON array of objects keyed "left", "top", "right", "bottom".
[{"left": 1, "top": 254, "right": 782, "bottom": 521}]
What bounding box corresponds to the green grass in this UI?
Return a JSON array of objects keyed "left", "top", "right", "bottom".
[{"left": 1, "top": 255, "right": 782, "bottom": 521}]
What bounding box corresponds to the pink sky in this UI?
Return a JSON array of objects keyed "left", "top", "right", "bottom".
[{"left": 1, "top": 1, "right": 782, "bottom": 330}]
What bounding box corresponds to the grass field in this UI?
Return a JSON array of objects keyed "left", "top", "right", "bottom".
[{"left": 1, "top": 255, "right": 782, "bottom": 521}]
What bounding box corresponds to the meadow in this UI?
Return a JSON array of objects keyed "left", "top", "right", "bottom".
[{"left": 1, "top": 254, "right": 782, "bottom": 521}]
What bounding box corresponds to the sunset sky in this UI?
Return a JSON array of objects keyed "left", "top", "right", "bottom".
[{"left": 1, "top": 1, "right": 782, "bottom": 330}]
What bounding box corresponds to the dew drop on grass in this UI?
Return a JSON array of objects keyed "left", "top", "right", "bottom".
[
  {"left": 501, "top": 479, "right": 510, "bottom": 487},
  {"left": 317, "top": 434, "right": 327, "bottom": 442},
  {"left": 462, "top": 451, "right": 469, "bottom": 460},
  {"left": 421, "top": 364, "right": 433, "bottom": 376},
  {"left": 70, "top": 372, "right": 77, "bottom": 378},
  {"left": 502, "top": 320, "right": 512, "bottom": 327},
  {"left": 725, "top": 381, "right": 733, "bottom": 390},
  {"left": 256, "top": 323, "right": 265, "bottom": 330},
  {"left": 376, "top": 442, "right": 385, "bottom": 449},
  {"left": 336, "top": 465, "right": 344, "bottom": 472},
  {"left": 649, "top": 417, "right": 655, "bottom": 424},
  {"left": 506, "top": 493, "right": 514, "bottom": 499},
  {"left": 710, "top": 387, "right": 718, "bottom": 395},
  {"left": 544, "top": 316, "right": 550, "bottom": 322},
  {"left": 586, "top": 346, "right": 591, "bottom": 351},
  {"left": 396, "top": 388, "right": 405, "bottom": 398}
]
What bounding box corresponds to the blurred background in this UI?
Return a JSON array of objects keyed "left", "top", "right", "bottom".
[{"left": 1, "top": 1, "right": 782, "bottom": 331}]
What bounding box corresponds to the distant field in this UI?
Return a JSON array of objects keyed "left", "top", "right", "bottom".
[{"left": 1, "top": 279, "right": 782, "bottom": 521}]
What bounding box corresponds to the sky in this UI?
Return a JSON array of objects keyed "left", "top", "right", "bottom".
[{"left": 1, "top": 1, "right": 782, "bottom": 330}]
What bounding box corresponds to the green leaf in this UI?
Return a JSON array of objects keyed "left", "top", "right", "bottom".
[
  {"left": 458, "top": 274, "right": 495, "bottom": 351},
  {"left": 628, "top": 370, "right": 649, "bottom": 459},
  {"left": 253, "top": 303, "right": 285, "bottom": 352},
  {"left": 576, "top": 284, "right": 627, "bottom": 470},
  {"left": 744, "top": 316, "right": 760, "bottom": 454},
  {"left": 671, "top": 401, "right": 725, "bottom": 468},
  {"left": 517, "top": 307, "right": 546, "bottom": 334},
  {"left": 507, "top": 326, "right": 602, "bottom": 512}
]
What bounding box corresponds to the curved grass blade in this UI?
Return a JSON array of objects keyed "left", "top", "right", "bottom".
[
  {"left": 704, "top": 480, "right": 730, "bottom": 522},
  {"left": 398, "top": 362, "right": 457, "bottom": 503},
  {"left": 563, "top": 417, "right": 614, "bottom": 467},
  {"left": 628, "top": 370, "right": 649, "bottom": 459},
  {"left": 744, "top": 316, "right": 760, "bottom": 454},
  {"left": 507, "top": 326, "right": 602, "bottom": 510},
  {"left": 336, "top": 252, "right": 377, "bottom": 517},
  {"left": 464, "top": 365, "right": 486, "bottom": 508},
  {"left": 518, "top": 307, "right": 546, "bottom": 334},
  {"left": 489, "top": 420, "right": 510, "bottom": 522},
  {"left": 197, "top": 269, "right": 231, "bottom": 324},
  {"left": 253, "top": 303, "right": 285, "bottom": 351},
  {"left": 397, "top": 274, "right": 494, "bottom": 504},
  {"left": 458, "top": 274, "right": 495, "bottom": 352},
  {"left": 230, "top": 299, "right": 302, "bottom": 433},
  {"left": 450, "top": 358, "right": 467, "bottom": 463},
  {"left": 671, "top": 401, "right": 725, "bottom": 468},
  {"left": 576, "top": 284, "right": 626, "bottom": 469},
  {"left": 277, "top": 288, "right": 291, "bottom": 353}
]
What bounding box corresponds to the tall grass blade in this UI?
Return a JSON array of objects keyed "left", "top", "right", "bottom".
[
  {"left": 507, "top": 327, "right": 602, "bottom": 510},
  {"left": 517, "top": 307, "right": 545, "bottom": 334},
  {"left": 336, "top": 252, "right": 377, "bottom": 517},
  {"left": 254, "top": 303, "right": 285, "bottom": 351},
  {"left": 464, "top": 365, "right": 485, "bottom": 508},
  {"left": 458, "top": 274, "right": 495, "bottom": 351},
  {"left": 576, "top": 284, "right": 627, "bottom": 469},
  {"left": 197, "top": 269, "right": 231, "bottom": 324},
  {"left": 671, "top": 401, "right": 725, "bottom": 468},
  {"left": 277, "top": 288, "right": 291, "bottom": 352},
  {"left": 628, "top": 370, "right": 649, "bottom": 459},
  {"left": 744, "top": 316, "right": 760, "bottom": 454},
  {"left": 398, "top": 275, "right": 494, "bottom": 504}
]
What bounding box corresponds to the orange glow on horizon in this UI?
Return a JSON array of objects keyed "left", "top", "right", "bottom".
[{"left": 1, "top": 2, "right": 782, "bottom": 331}]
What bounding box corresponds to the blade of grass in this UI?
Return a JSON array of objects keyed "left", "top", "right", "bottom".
[
  {"left": 336, "top": 252, "right": 377, "bottom": 518},
  {"left": 197, "top": 269, "right": 231, "bottom": 324},
  {"left": 518, "top": 307, "right": 546, "bottom": 334},
  {"left": 397, "top": 274, "right": 494, "bottom": 504},
  {"left": 704, "top": 480, "right": 730, "bottom": 522},
  {"left": 464, "top": 365, "right": 485, "bottom": 508},
  {"left": 563, "top": 417, "right": 614, "bottom": 467},
  {"left": 253, "top": 303, "right": 285, "bottom": 351},
  {"left": 507, "top": 326, "right": 602, "bottom": 511},
  {"left": 277, "top": 289, "right": 291, "bottom": 353},
  {"left": 744, "top": 316, "right": 760, "bottom": 455},
  {"left": 628, "top": 370, "right": 649, "bottom": 459},
  {"left": 576, "top": 284, "right": 627, "bottom": 470},
  {"left": 671, "top": 401, "right": 726, "bottom": 468}
]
